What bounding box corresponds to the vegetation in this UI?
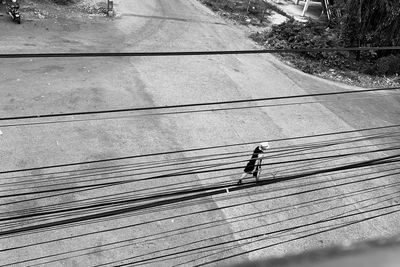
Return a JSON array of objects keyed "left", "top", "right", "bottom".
[
  {"left": 335, "top": 0, "right": 400, "bottom": 75},
  {"left": 201, "top": 0, "right": 289, "bottom": 25},
  {"left": 251, "top": 0, "right": 400, "bottom": 76},
  {"left": 52, "top": 0, "right": 77, "bottom": 4},
  {"left": 251, "top": 19, "right": 358, "bottom": 74},
  {"left": 332, "top": 0, "right": 400, "bottom": 49}
]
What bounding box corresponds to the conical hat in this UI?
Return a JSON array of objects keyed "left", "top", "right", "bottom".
[{"left": 259, "top": 142, "right": 270, "bottom": 151}]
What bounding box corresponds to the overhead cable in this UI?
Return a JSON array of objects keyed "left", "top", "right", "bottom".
[
  {"left": 2, "top": 147, "right": 399, "bottom": 198},
  {"left": 1, "top": 124, "right": 399, "bottom": 175},
  {"left": 0, "top": 87, "right": 399, "bottom": 122},
  {"left": 0, "top": 154, "right": 398, "bottom": 236},
  {"left": 0, "top": 46, "right": 399, "bottom": 58},
  {"left": 2, "top": 141, "right": 398, "bottom": 195},
  {"left": 2, "top": 166, "right": 398, "bottom": 248},
  {"left": 0, "top": 95, "right": 391, "bottom": 129},
  {"left": 3, "top": 129, "right": 394, "bottom": 183}
]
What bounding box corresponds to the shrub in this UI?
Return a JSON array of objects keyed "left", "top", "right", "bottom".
[
  {"left": 249, "top": 1, "right": 399, "bottom": 77},
  {"left": 202, "top": 0, "right": 288, "bottom": 24},
  {"left": 52, "top": 0, "right": 77, "bottom": 5},
  {"left": 251, "top": 19, "right": 352, "bottom": 70},
  {"left": 375, "top": 55, "right": 400, "bottom": 75}
]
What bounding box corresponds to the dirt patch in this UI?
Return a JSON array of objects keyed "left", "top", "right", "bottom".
[
  {"left": 17, "top": 0, "right": 108, "bottom": 21},
  {"left": 0, "top": 0, "right": 121, "bottom": 53}
]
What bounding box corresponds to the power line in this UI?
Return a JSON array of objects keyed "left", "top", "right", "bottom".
[
  {"left": 4, "top": 155, "right": 395, "bottom": 223},
  {"left": 194, "top": 208, "right": 400, "bottom": 266},
  {"left": 3, "top": 129, "right": 394, "bottom": 183},
  {"left": 0, "top": 154, "right": 398, "bottom": 236},
  {"left": 3, "top": 134, "right": 394, "bottom": 189},
  {"left": 105, "top": 203, "right": 400, "bottom": 266},
  {"left": 1, "top": 124, "right": 398, "bottom": 175},
  {"left": 1, "top": 127, "right": 397, "bottom": 227},
  {"left": 3, "top": 149, "right": 396, "bottom": 222},
  {"left": 2, "top": 146, "right": 399, "bottom": 198},
  {"left": 0, "top": 87, "right": 398, "bottom": 122},
  {"left": 2, "top": 165, "right": 397, "bottom": 249},
  {"left": 1, "top": 131, "right": 396, "bottom": 218},
  {"left": 2, "top": 139, "right": 398, "bottom": 197},
  {"left": 0, "top": 46, "right": 399, "bottom": 59},
  {"left": 3, "top": 160, "right": 396, "bottom": 227},
  {"left": 88, "top": 195, "right": 400, "bottom": 267},
  {"left": 1, "top": 132, "right": 397, "bottom": 227},
  {"left": 6, "top": 190, "right": 397, "bottom": 266},
  {"left": 0, "top": 95, "right": 390, "bottom": 129}
]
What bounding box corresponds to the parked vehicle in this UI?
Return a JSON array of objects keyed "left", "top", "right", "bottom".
[{"left": 6, "top": 0, "right": 20, "bottom": 24}]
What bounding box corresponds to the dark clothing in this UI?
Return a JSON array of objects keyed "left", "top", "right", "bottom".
[{"left": 243, "top": 146, "right": 263, "bottom": 173}]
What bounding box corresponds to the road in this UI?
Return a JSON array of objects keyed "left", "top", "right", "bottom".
[{"left": 0, "top": 0, "right": 400, "bottom": 266}]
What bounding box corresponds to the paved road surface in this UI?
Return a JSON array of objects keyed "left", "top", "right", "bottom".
[{"left": 0, "top": 0, "right": 399, "bottom": 266}]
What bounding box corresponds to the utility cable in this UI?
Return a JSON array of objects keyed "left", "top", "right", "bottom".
[
  {"left": 103, "top": 203, "right": 400, "bottom": 266},
  {"left": 1, "top": 124, "right": 398, "bottom": 175},
  {"left": 0, "top": 95, "right": 393, "bottom": 129},
  {"left": 3, "top": 157, "right": 394, "bottom": 222},
  {"left": 7, "top": 189, "right": 397, "bottom": 267},
  {"left": 3, "top": 129, "right": 393, "bottom": 183},
  {"left": 194, "top": 208, "right": 400, "bottom": 266},
  {"left": 0, "top": 154, "right": 398, "bottom": 237},
  {"left": 2, "top": 135, "right": 397, "bottom": 189},
  {"left": 2, "top": 164, "right": 397, "bottom": 248},
  {"left": 0, "top": 87, "right": 398, "bottom": 122},
  {"left": 2, "top": 140, "right": 397, "bottom": 196},
  {"left": 0, "top": 46, "right": 399, "bottom": 58},
  {"left": 2, "top": 146, "right": 398, "bottom": 198}
]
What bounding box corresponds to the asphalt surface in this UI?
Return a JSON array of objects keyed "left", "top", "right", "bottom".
[{"left": 0, "top": 0, "right": 400, "bottom": 266}]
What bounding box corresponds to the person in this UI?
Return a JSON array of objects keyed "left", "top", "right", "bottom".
[{"left": 237, "top": 142, "right": 270, "bottom": 185}]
